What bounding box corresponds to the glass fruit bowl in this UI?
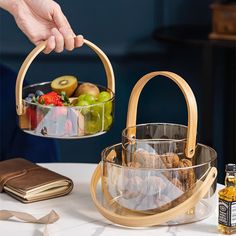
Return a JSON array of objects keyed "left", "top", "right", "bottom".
[
  {"left": 16, "top": 39, "right": 115, "bottom": 139},
  {"left": 100, "top": 141, "right": 217, "bottom": 225},
  {"left": 19, "top": 81, "right": 114, "bottom": 139},
  {"left": 90, "top": 71, "right": 217, "bottom": 227}
]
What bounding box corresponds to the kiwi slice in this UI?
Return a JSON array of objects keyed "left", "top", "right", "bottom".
[{"left": 51, "top": 75, "right": 78, "bottom": 97}]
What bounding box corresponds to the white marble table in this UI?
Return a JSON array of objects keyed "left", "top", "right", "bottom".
[{"left": 0, "top": 163, "right": 223, "bottom": 236}]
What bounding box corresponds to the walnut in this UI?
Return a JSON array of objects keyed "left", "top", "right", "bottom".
[
  {"left": 160, "top": 153, "right": 180, "bottom": 168},
  {"left": 144, "top": 154, "right": 160, "bottom": 168},
  {"left": 181, "top": 170, "right": 196, "bottom": 191},
  {"left": 178, "top": 159, "right": 192, "bottom": 177},
  {"left": 178, "top": 159, "right": 196, "bottom": 191},
  {"left": 133, "top": 149, "right": 150, "bottom": 167},
  {"left": 132, "top": 150, "right": 162, "bottom": 168},
  {"left": 118, "top": 151, "right": 196, "bottom": 212},
  {"left": 127, "top": 161, "right": 142, "bottom": 168}
]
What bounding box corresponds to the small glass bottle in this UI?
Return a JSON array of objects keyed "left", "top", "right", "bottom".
[{"left": 218, "top": 163, "right": 236, "bottom": 234}]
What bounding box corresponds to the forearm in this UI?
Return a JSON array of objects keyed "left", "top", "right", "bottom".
[{"left": 0, "top": 0, "right": 19, "bottom": 15}]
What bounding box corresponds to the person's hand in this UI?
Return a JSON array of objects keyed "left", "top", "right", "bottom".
[{"left": 8, "top": 0, "right": 84, "bottom": 53}]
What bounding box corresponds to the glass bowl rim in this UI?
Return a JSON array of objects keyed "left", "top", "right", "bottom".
[
  {"left": 122, "top": 123, "right": 188, "bottom": 142},
  {"left": 101, "top": 142, "right": 217, "bottom": 171}
]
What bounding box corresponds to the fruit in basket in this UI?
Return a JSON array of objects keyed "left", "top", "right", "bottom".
[
  {"left": 76, "top": 94, "right": 97, "bottom": 115},
  {"left": 26, "top": 107, "right": 44, "bottom": 129},
  {"left": 91, "top": 101, "right": 103, "bottom": 114},
  {"left": 77, "top": 100, "right": 90, "bottom": 107},
  {"left": 84, "top": 111, "right": 102, "bottom": 134},
  {"left": 38, "top": 91, "right": 63, "bottom": 106},
  {"left": 83, "top": 94, "right": 96, "bottom": 104},
  {"left": 160, "top": 153, "right": 180, "bottom": 168},
  {"left": 25, "top": 93, "right": 36, "bottom": 103},
  {"left": 74, "top": 82, "right": 100, "bottom": 97},
  {"left": 97, "top": 91, "right": 111, "bottom": 102},
  {"left": 51, "top": 75, "right": 78, "bottom": 97},
  {"left": 73, "top": 88, "right": 113, "bottom": 134},
  {"left": 77, "top": 100, "right": 90, "bottom": 115},
  {"left": 105, "top": 101, "right": 112, "bottom": 114},
  {"left": 77, "top": 94, "right": 87, "bottom": 103},
  {"left": 104, "top": 114, "right": 113, "bottom": 130},
  {"left": 35, "top": 90, "right": 44, "bottom": 97},
  {"left": 98, "top": 91, "right": 113, "bottom": 114},
  {"left": 178, "top": 159, "right": 196, "bottom": 190}
]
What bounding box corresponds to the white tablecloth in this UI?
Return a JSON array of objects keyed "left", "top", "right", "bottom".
[{"left": 0, "top": 163, "right": 223, "bottom": 236}]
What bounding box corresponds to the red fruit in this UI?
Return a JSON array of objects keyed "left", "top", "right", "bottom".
[
  {"left": 26, "top": 107, "right": 43, "bottom": 129},
  {"left": 38, "top": 91, "right": 63, "bottom": 106}
]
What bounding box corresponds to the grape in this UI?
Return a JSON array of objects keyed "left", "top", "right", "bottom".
[
  {"left": 91, "top": 101, "right": 104, "bottom": 114},
  {"left": 104, "top": 114, "right": 113, "bottom": 130},
  {"left": 25, "top": 97, "right": 33, "bottom": 103},
  {"left": 28, "top": 93, "right": 35, "bottom": 98},
  {"left": 105, "top": 101, "right": 113, "bottom": 115},
  {"left": 77, "top": 100, "right": 90, "bottom": 115},
  {"left": 77, "top": 100, "right": 90, "bottom": 106},
  {"left": 35, "top": 90, "right": 44, "bottom": 97},
  {"left": 83, "top": 94, "right": 96, "bottom": 105},
  {"left": 98, "top": 91, "right": 111, "bottom": 102},
  {"left": 85, "top": 121, "right": 101, "bottom": 134},
  {"left": 98, "top": 91, "right": 112, "bottom": 114},
  {"left": 77, "top": 94, "right": 86, "bottom": 102},
  {"left": 84, "top": 111, "right": 102, "bottom": 134}
]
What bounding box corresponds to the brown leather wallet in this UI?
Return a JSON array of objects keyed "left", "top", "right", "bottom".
[{"left": 0, "top": 158, "right": 73, "bottom": 203}]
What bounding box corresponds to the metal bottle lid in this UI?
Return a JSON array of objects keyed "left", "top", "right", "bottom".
[{"left": 225, "top": 163, "right": 236, "bottom": 172}]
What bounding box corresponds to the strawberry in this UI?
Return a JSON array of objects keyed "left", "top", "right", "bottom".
[{"left": 38, "top": 91, "right": 63, "bottom": 106}]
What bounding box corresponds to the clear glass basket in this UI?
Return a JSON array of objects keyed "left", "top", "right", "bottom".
[
  {"left": 90, "top": 71, "right": 217, "bottom": 227},
  {"left": 16, "top": 39, "right": 115, "bottom": 139},
  {"left": 19, "top": 82, "right": 114, "bottom": 139},
  {"left": 101, "top": 141, "right": 217, "bottom": 225}
]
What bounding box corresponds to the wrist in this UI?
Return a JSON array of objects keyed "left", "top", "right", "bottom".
[{"left": 0, "top": 0, "right": 21, "bottom": 15}]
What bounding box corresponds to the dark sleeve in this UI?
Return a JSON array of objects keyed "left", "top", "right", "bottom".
[{"left": 0, "top": 64, "right": 60, "bottom": 162}]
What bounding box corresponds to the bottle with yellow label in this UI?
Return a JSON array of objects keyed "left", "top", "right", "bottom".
[{"left": 218, "top": 163, "right": 236, "bottom": 234}]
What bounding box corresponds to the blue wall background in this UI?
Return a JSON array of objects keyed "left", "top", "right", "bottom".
[{"left": 1, "top": 1, "right": 226, "bottom": 180}]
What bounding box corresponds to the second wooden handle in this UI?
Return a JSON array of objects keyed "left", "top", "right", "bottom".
[{"left": 126, "top": 71, "right": 198, "bottom": 158}]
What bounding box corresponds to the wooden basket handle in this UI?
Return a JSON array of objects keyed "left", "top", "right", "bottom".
[
  {"left": 126, "top": 71, "right": 198, "bottom": 158},
  {"left": 15, "top": 39, "right": 115, "bottom": 116},
  {"left": 90, "top": 162, "right": 217, "bottom": 227}
]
